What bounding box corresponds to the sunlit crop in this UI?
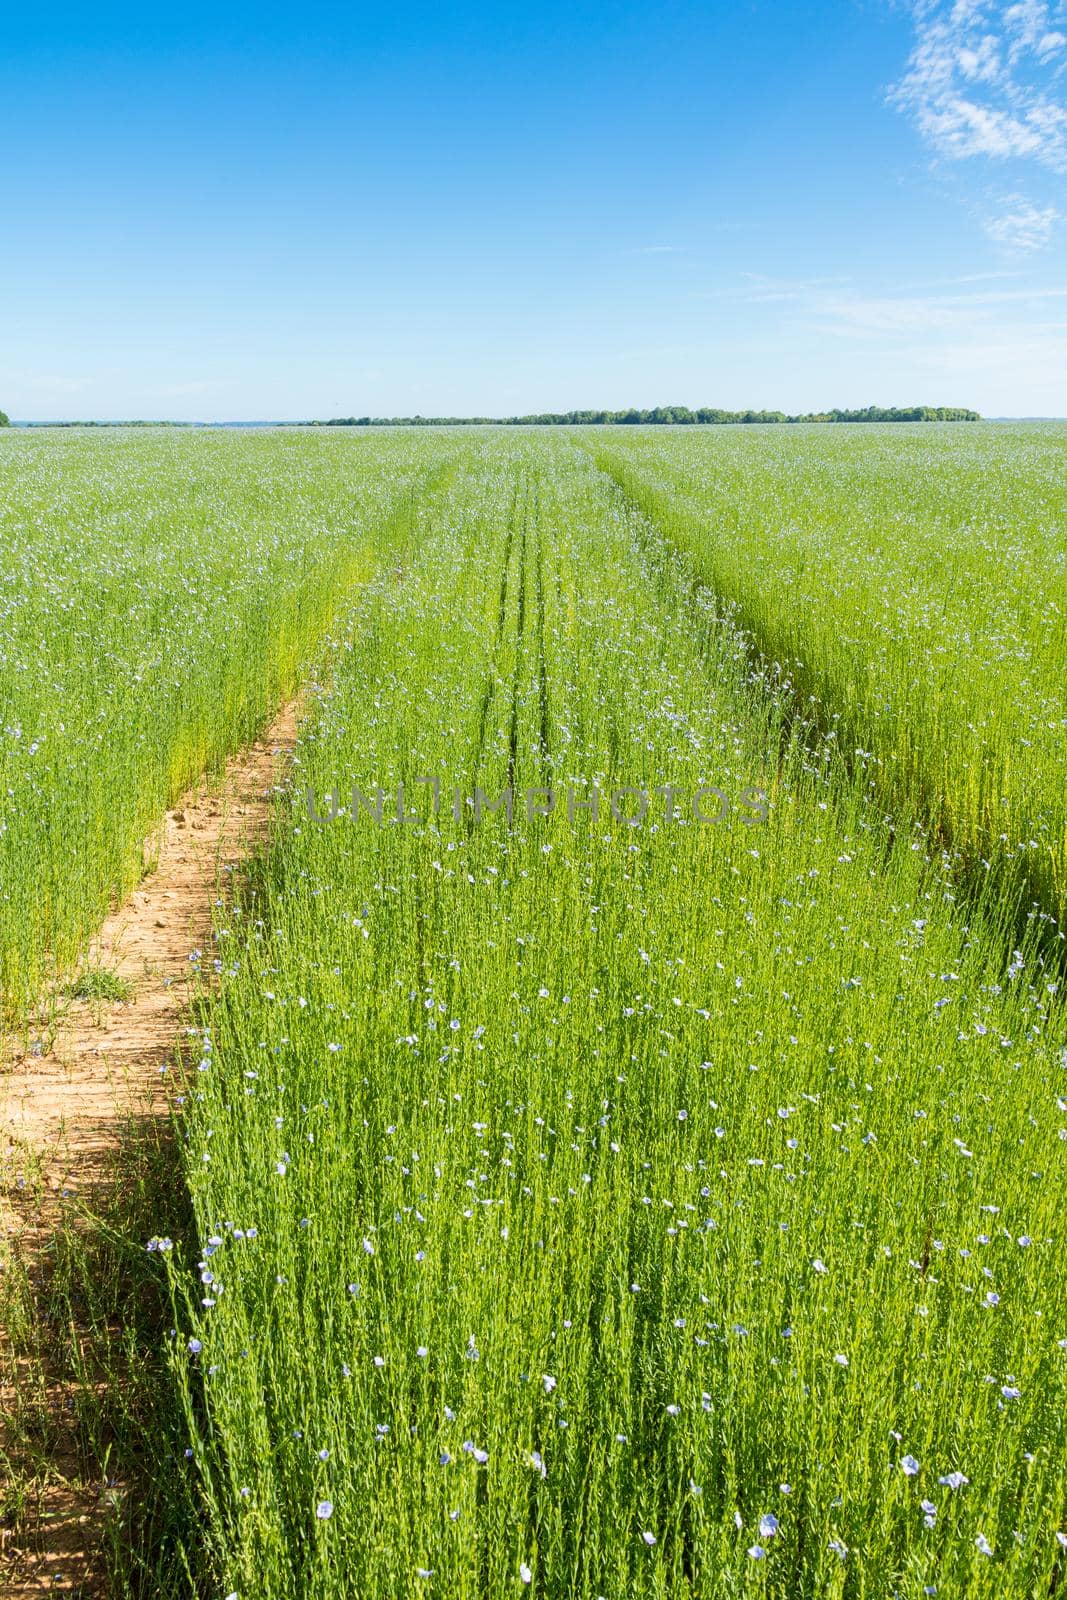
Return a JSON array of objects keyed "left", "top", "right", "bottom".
[
  {"left": 152, "top": 436, "right": 1066, "bottom": 1599},
  {"left": 0, "top": 427, "right": 458, "bottom": 1012},
  {"left": 588, "top": 423, "right": 1067, "bottom": 926}
]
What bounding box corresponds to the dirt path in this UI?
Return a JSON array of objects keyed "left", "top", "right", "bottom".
[{"left": 0, "top": 699, "right": 302, "bottom": 1595}]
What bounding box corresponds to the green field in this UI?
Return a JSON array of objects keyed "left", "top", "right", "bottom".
[
  {"left": 1, "top": 426, "right": 1065, "bottom": 1597},
  {"left": 588, "top": 424, "right": 1067, "bottom": 926},
  {"left": 0, "top": 427, "right": 459, "bottom": 1013}
]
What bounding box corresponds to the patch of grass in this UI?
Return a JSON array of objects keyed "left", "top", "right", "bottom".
[{"left": 67, "top": 967, "right": 134, "bottom": 1004}]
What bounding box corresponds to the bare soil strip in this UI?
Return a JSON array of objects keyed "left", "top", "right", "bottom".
[{"left": 0, "top": 700, "right": 301, "bottom": 1596}]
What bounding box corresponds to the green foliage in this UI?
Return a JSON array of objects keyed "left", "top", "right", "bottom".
[
  {"left": 0, "top": 1121, "right": 200, "bottom": 1599},
  {"left": 0, "top": 409, "right": 10, "bottom": 427},
  {"left": 586, "top": 423, "right": 1067, "bottom": 925},
  {"left": 66, "top": 964, "right": 134, "bottom": 1002},
  {"left": 4, "top": 427, "right": 1064, "bottom": 1597},
  {"left": 159, "top": 439, "right": 1064, "bottom": 1598},
  {"left": 0, "top": 427, "right": 460, "bottom": 1013},
  {"left": 317, "top": 404, "right": 980, "bottom": 426}
]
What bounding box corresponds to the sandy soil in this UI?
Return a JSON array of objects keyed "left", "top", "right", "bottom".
[{"left": 0, "top": 700, "right": 301, "bottom": 1595}]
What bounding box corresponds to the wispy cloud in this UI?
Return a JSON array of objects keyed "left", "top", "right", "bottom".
[
  {"left": 983, "top": 192, "right": 1061, "bottom": 245},
  {"left": 811, "top": 284, "right": 1067, "bottom": 335},
  {"left": 907, "top": 268, "right": 1027, "bottom": 283},
  {"left": 889, "top": 2, "right": 1066, "bottom": 250},
  {"left": 890, "top": 1, "right": 1067, "bottom": 171},
  {"left": 700, "top": 273, "right": 1067, "bottom": 338}
]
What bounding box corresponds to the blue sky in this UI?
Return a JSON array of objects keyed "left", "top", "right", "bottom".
[{"left": 1, "top": 0, "right": 1065, "bottom": 419}]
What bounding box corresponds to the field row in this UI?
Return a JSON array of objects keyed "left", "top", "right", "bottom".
[
  {"left": 587, "top": 424, "right": 1067, "bottom": 928},
  {"left": 162, "top": 440, "right": 1065, "bottom": 1598},
  {"left": 0, "top": 428, "right": 459, "bottom": 1013}
]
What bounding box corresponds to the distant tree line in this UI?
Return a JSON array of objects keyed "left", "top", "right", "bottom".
[
  {"left": 2, "top": 405, "right": 982, "bottom": 430},
  {"left": 316, "top": 405, "right": 981, "bottom": 427},
  {"left": 17, "top": 418, "right": 191, "bottom": 428}
]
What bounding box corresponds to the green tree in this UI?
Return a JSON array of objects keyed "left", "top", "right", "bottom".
[{"left": 0, "top": 408, "right": 10, "bottom": 427}]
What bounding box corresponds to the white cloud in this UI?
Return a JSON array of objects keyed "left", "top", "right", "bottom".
[
  {"left": 684, "top": 268, "right": 1067, "bottom": 412},
  {"left": 983, "top": 192, "right": 1061, "bottom": 244},
  {"left": 705, "top": 276, "right": 1067, "bottom": 329},
  {"left": 890, "top": 1, "right": 1067, "bottom": 170},
  {"left": 811, "top": 283, "right": 1067, "bottom": 336}
]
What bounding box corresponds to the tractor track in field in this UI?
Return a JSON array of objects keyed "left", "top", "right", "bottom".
[
  {"left": 473, "top": 477, "right": 520, "bottom": 789},
  {"left": 0, "top": 698, "right": 303, "bottom": 1598},
  {"left": 506, "top": 478, "right": 529, "bottom": 796},
  {"left": 532, "top": 479, "right": 551, "bottom": 779},
  {"left": 587, "top": 448, "right": 1067, "bottom": 976}
]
